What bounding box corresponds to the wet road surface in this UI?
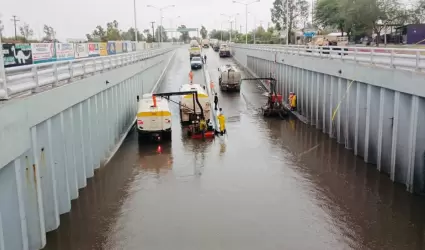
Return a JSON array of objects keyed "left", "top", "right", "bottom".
[{"left": 43, "top": 47, "right": 425, "bottom": 250}]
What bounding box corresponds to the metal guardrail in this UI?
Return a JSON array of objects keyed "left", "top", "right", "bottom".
[
  {"left": 0, "top": 46, "right": 176, "bottom": 100},
  {"left": 230, "top": 44, "right": 425, "bottom": 72}
]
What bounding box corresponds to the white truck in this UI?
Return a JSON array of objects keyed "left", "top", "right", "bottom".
[
  {"left": 136, "top": 94, "right": 172, "bottom": 142},
  {"left": 202, "top": 39, "right": 210, "bottom": 48},
  {"left": 218, "top": 64, "right": 241, "bottom": 91},
  {"left": 189, "top": 39, "right": 201, "bottom": 59},
  {"left": 219, "top": 44, "right": 231, "bottom": 57}
]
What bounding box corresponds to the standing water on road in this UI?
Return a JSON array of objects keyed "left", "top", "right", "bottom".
[{"left": 43, "top": 47, "right": 425, "bottom": 250}]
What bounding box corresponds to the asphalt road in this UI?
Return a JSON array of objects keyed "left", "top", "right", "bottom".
[{"left": 42, "top": 47, "right": 425, "bottom": 250}]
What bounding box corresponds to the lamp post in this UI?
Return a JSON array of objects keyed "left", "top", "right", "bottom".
[
  {"left": 167, "top": 16, "right": 180, "bottom": 43},
  {"left": 133, "top": 0, "right": 138, "bottom": 42},
  {"left": 147, "top": 4, "right": 175, "bottom": 44},
  {"left": 221, "top": 13, "right": 239, "bottom": 43},
  {"left": 232, "top": 0, "right": 260, "bottom": 44}
]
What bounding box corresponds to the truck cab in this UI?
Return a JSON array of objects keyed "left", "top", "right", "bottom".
[
  {"left": 219, "top": 44, "right": 230, "bottom": 57},
  {"left": 202, "top": 39, "right": 210, "bottom": 48},
  {"left": 218, "top": 64, "right": 241, "bottom": 91}
]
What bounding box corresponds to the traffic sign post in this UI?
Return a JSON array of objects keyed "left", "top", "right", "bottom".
[{"left": 176, "top": 28, "right": 198, "bottom": 32}]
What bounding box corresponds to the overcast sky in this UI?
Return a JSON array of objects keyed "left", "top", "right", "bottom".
[{"left": 0, "top": 0, "right": 287, "bottom": 41}]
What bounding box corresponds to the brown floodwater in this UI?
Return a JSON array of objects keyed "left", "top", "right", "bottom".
[{"left": 43, "top": 47, "right": 425, "bottom": 250}]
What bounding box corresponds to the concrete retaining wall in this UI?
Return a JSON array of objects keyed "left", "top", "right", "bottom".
[
  {"left": 231, "top": 45, "right": 425, "bottom": 195},
  {"left": 0, "top": 49, "right": 175, "bottom": 250}
]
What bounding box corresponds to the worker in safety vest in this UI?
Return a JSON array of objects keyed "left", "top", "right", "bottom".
[
  {"left": 199, "top": 115, "right": 207, "bottom": 138},
  {"left": 291, "top": 93, "right": 297, "bottom": 111},
  {"left": 288, "top": 92, "right": 294, "bottom": 107},
  {"left": 210, "top": 81, "right": 215, "bottom": 93},
  {"left": 217, "top": 111, "right": 226, "bottom": 135},
  {"left": 189, "top": 70, "right": 194, "bottom": 83}
]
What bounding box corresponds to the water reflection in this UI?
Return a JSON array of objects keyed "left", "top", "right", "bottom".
[
  {"left": 263, "top": 116, "right": 425, "bottom": 250},
  {"left": 138, "top": 142, "right": 173, "bottom": 174}
]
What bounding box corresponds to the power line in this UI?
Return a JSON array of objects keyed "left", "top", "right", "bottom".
[{"left": 11, "top": 15, "right": 20, "bottom": 40}]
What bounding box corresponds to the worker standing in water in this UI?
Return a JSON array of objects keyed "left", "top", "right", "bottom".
[
  {"left": 189, "top": 70, "right": 194, "bottom": 83},
  {"left": 217, "top": 110, "right": 226, "bottom": 135},
  {"left": 291, "top": 93, "right": 297, "bottom": 111},
  {"left": 214, "top": 93, "right": 219, "bottom": 110},
  {"left": 288, "top": 92, "right": 293, "bottom": 108},
  {"left": 199, "top": 115, "right": 207, "bottom": 139}
]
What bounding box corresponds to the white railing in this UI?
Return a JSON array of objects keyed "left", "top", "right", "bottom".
[
  {"left": 0, "top": 47, "right": 177, "bottom": 100},
  {"left": 231, "top": 44, "right": 425, "bottom": 72}
]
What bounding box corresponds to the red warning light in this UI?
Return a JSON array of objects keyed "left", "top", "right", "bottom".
[{"left": 157, "top": 145, "right": 162, "bottom": 153}]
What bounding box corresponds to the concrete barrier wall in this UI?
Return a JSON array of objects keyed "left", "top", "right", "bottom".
[
  {"left": 231, "top": 46, "right": 425, "bottom": 195},
  {"left": 0, "top": 49, "right": 176, "bottom": 250}
]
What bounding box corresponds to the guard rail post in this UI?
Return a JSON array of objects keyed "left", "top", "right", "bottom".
[{"left": 0, "top": 36, "right": 8, "bottom": 100}]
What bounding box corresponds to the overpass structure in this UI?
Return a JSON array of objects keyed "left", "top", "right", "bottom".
[
  {"left": 230, "top": 43, "right": 425, "bottom": 194},
  {"left": 0, "top": 44, "right": 177, "bottom": 250},
  {"left": 0, "top": 42, "right": 425, "bottom": 249}
]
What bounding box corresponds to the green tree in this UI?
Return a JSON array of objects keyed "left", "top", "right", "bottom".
[
  {"left": 359, "top": 0, "right": 408, "bottom": 46},
  {"left": 121, "top": 27, "right": 144, "bottom": 41},
  {"left": 178, "top": 25, "right": 190, "bottom": 42},
  {"left": 106, "top": 20, "right": 121, "bottom": 40},
  {"left": 271, "top": 0, "right": 309, "bottom": 43},
  {"left": 87, "top": 25, "right": 107, "bottom": 42},
  {"left": 155, "top": 26, "right": 168, "bottom": 42},
  {"left": 19, "top": 23, "right": 34, "bottom": 42},
  {"left": 200, "top": 26, "right": 208, "bottom": 39},
  {"left": 43, "top": 24, "right": 56, "bottom": 41}
]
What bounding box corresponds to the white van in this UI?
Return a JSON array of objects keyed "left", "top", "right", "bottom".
[
  {"left": 179, "top": 83, "right": 211, "bottom": 124},
  {"left": 136, "top": 93, "right": 172, "bottom": 141}
]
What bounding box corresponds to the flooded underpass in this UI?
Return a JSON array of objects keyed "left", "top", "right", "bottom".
[{"left": 43, "top": 47, "right": 425, "bottom": 250}]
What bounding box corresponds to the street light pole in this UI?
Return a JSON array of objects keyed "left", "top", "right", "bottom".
[
  {"left": 233, "top": 0, "right": 260, "bottom": 44},
  {"left": 230, "top": 21, "right": 233, "bottom": 42},
  {"left": 133, "top": 0, "right": 138, "bottom": 42},
  {"left": 147, "top": 4, "right": 175, "bottom": 45},
  {"left": 285, "top": 0, "right": 289, "bottom": 45}
]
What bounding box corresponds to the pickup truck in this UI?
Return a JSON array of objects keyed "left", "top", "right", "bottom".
[{"left": 219, "top": 44, "right": 231, "bottom": 57}]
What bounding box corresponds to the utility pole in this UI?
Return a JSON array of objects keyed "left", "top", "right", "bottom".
[
  {"left": 230, "top": 21, "right": 233, "bottom": 42},
  {"left": 240, "top": 25, "right": 242, "bottom": 33},
  {"left": 11, "top": 15, "right": 20, "bottom": 40},
  {"left": 150, "top": 21, "right": 156, "bottom": 42},
  {"left": 133, "top": 0, "right": 138, "bottom": 42},
  {"left": 285, "top": 0, "right": 289, "bottom": 45}
]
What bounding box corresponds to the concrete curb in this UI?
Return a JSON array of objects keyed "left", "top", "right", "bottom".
[{"left": 202, "top": 65, "right": 220, "bottom": 133}]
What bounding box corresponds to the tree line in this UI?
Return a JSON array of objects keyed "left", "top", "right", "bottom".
[
  {"left": 314, "top": 0, "right": 425, "bottom": 44},
  {"left": 268, "top": 0, "right": 425, "bottom": 45},
  {"left": 0, "top": 19, "right": 56, "bottom": 43}
]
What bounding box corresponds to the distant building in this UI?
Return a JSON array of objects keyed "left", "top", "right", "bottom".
[{"left": 395, "top": 24, "right": 425, "bottom": 45}]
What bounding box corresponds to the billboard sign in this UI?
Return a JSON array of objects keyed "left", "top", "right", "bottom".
[
  {"left": 56, "top": 43, "right": 75, "bottom": 61},
  {"left": 75, "top": 43, "right": 89, "bottom": 58},
  {"left": 122, "top": 42, "right": 128, "bottom": 53},
  {"left": 88, "top": 43, "right": 100, "bottom": 57},
  {"left": 107, "top": 42, "right": 116, "bottom": 55},
  {"left": 115, "top": 41, "right": 123, "bottom": 54},
  {"left": 3, "top": 43, "right": 33, "bottom": 68},
  {"left": 99, "top": 43, "right": 108, "bottom": 56},
  {"left": 31, "top": 43, "right": 56, "bottom": 64},
  {"left": 176, "top": 28, "right": 197, "bottom": 32}
]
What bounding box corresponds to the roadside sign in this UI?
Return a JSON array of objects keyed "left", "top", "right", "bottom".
[{"left": 177, "top": 28, "right": 197, "bottom": 32}]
